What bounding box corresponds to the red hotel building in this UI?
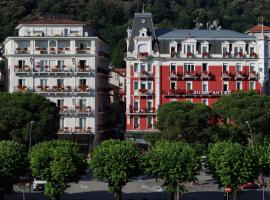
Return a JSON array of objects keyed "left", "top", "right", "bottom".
[{"left": 125, "top": 12, "right": 269, "bottom": 134}]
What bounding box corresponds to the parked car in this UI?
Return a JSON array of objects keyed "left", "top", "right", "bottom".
[
  {"left": 240, "top": 182, "right": 260, "bottom": 190},
  {"left": 32, "top": 179, "right": 47, "bottom": 191}
]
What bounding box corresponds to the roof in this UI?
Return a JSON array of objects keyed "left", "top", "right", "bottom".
[
  {"left": 156, "top": 29, "right": 254, "bottom": 40},
  {"left": 247, "top": 25, "right": 270, "bottom": 33},
  {"left": 16, "top": 18, "right": 86, "bottom": 28}
]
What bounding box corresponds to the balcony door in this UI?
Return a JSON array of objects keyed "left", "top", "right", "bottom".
[
  {"left": 18, "top": 79, "right": 25, "bottom": 86},
  {"left": 18, "top": 60, "right": 25, "bottom": 67},
  {"left": 57, "top": 99, "right": 64, "bottom": 107},
  {"left": 79, "top": 99, "right": 86, "bottom": 108},
  {"left": 79, "top": 118, "right": 86, "bottom": 129}
]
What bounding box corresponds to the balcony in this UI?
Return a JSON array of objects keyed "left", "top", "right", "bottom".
[
  {"left": 33, "top": 65, "right": 72, "bottom": 74},
  {"left": 57, "top": 47, "right": 70, "bottom": 54},
  {"left": 183, "top": 71, "right": 198, "bottom": 79},
  {"left": 14, "top": 85, "right": 29, "bottom": 92},
  {"left": 76, "top": 85, "right": 91, "bottom": 93},
  {"left": 14, "top": 65, "right": 31, "bottom": 73},
  {"left": 15, "top": 48, "right": 29, "bottom": 54},
  {"left": 138, "top": 88, "right": 154, "bottom": 97},
  {"left": 76, "top": 48, "right": 91, "bottom": 54},
  {"left": 222, "top": 71, "right": 233, "bottom": 79},
  {"left": 35, "top": 48, "right": 48, "bottom": 54},
  {"left": 235, "top": 71, "right": 246, "bottom": 79},
  {"left": 139, "top": 70, "right": 153, "bottom": 79},
  {"left": 170, "top": 71, "right": 181, "bottom": 80},
  {"left": 75, "top": 127, "right": 93, "bottom": 134},
  {"left": 248, "top": 71, "right": 259, "bottom": 80},
  {"left": 129, "top": 106, "right": 156, "bottom": 115},
  {"left": 76, "top": 65, "right": 93, "bottom": 73},
  {"left": 201, "top": 71, "right": 212, "bottom": 80}
]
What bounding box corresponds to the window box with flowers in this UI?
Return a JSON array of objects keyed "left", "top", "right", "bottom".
[
  {"left": 251, "top": 52, "right": 257, "bottom": 58},
  {"left": 237, "top": 52, "right": 244, "bottom": 58},
  {"left": 139, "top": 88, "right": 147, "bottom": 93},
  {"left": 187, "top": 51, "right": 193, "bottom": 58},
  {"left": 223, "top": 52, "right": 231, "bottom": 58},
  {"left": 202, "top": 51, "right": 209, "bottom": 58}
]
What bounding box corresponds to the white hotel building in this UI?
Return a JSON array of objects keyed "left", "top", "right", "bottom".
[{"left": 3, "top": 18, "right": 111, "bottom": 140}]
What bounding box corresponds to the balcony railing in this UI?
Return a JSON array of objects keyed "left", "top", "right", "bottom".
[
  {"left": 59, "top": 127, "right": 93, "bottom": 134},
  {"left": 248, "top": 71, "right": 259, "bottom": 79},
  {"left": 170, "top": 71, "right": 180, "bottom": 80},
  {"left": 138, "top": 89, "right": 154, "bottom": 96},
  {"left": 76, "top": 48, "right": 91, "bottom": 54},
  {"left": 76, "top": 65, "right": 93, "bottom": 72},
  {"left": 14, "top": 86, "right": 29, "bottom": 92},
  {"left": 15, "top": 48, "right": 29, "bottom": 54},
  {"left": 129, "top": 106, "right": 155, "bottom": 114},
  {"left": 35, "top": 48, "right": 48, "bottom": 54},
  {"left": 201, "top": 71, "right": 212, "bottom": 80},
  {"left": 222, "top": 71, "right": 233, "bottom": 79},
  {"left": 235, "top": 71, "right": 246, "bottom": 79},
  {"left": 183, "top": 71, "right": 198, "bottom": 79},
  {"left": 140, "top": 70, "right": 153, "bottom": 78},
  {"left": 164, "top": 89, "right": 233, "bottom": 98},
  {"left": 14, "top": 65, "right": 31, "bottom": 73},
  {"left": 76, "top": 85, "right": 91, "bottom": 92}
]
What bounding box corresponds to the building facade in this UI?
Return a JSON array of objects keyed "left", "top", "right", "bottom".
[
  {"left": 125, "top": 12, "right": 269, "bottom": 134},
  {"left": 4, "top": 18, "right": 111, "bottom": 141}
]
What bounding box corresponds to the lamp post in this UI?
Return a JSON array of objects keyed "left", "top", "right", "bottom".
[{"left": 28, "top": 120, "right": 34, "bottom": 200}]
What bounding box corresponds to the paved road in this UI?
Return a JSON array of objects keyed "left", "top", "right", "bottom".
[{"left": 9, "top": 170, "right": 270, "bottom": 200}]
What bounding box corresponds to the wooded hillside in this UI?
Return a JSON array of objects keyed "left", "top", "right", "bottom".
[{"left": 0, "top": 0, "right": 269, "bottom": 66}]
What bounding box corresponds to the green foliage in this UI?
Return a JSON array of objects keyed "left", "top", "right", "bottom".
[
  {"left": 213, "top": 91, "right": 270, "bottom": 143},
  {"left": 143, "top": 140, "right": 200, "bottom": 197},
  {"left": 207, "top": 142, "right": 257, "bottom": 194},
  {"left": 157, "top": 101, "right": 217, "bottom": 144},
  {"left": 1, "top": 0, "right": 270, "bottom": 67},
  {"left": 89, "top": 139, "right": 140, "bottom": 200},
  {"left": 0, "top": 140, "right": 28, "bottom": 194},
  {"left": 0, "top": 92, "right": 59, "bottom": 146},
  {"left": 29, "top": 140, "right": 87, "bottom": 199}
]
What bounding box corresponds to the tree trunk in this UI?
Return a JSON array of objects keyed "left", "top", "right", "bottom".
[
  {"left": 52, "top": 193, "right": 60, "bottom": 200},
  {"left": 233, "top": 191, "right": 237, "bottom": 200},
  {"left": 114, "top": 186, "right": 122, "bottom": 200},
  {"left": 258, "top": 173, "right": 265, "bottom": 186}
]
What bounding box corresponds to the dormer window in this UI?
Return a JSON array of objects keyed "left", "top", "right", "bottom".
[
  {"left": 170, "top": 41, "right": 178, "bottom": 58},
  {"left": 222, "top": 42, "right": 230, "bottom": 58},
  {"left": 181, "top": 39, "right": 197, "bottom": 55},
  {"left": 232, "top": 41, "right": 246, "bottom": 58},
  {"left": 201, "top": 42, "right": 209, "bottom": 58}
]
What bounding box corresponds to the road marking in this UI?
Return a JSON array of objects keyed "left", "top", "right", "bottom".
[{"left": 141, "top": 185, "right": 163, "bottom": 192}]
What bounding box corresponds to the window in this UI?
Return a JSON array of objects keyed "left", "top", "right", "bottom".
[
  {"left": 57, "top": 60, "right": 65, "bottom": 67},
  {"left": 134, "top": 63, "right": 139, "bottom": 73},
  {"left": 236, "top": 82, "right": 242, "bottom": 90},
  {"left": 18, "top": 79, "right": 25, "bottom": 86},
  {"left": 134, "top": 100, "right": 139, "bottom": 112},
  {"left": 250, "top": 63, "right": 255, "bottom": 72},
  {"left": 134, "top": 81, "right": 139, "bottom": 90},
  {"left": 79, "top": 79, "right": 86, "bottom": 86},
  {"left": 147, "top": 116, "right": 153, "bottom": 129},
  {"left": 148, "top": 82, "right": 152, "bottom": 90},
  {"left": 57, "top": 99, "right": 64, "bottom": 107},
  {"left": 202, "top": 99, "right": 208, "bottom": 106},
  {"left": 60, "top": 118, "right": 64, "bottom": 129},
  {"left": 236, "top": 63, "right": 242, "bottom": 72},
  {"left": 184, "top": 63, "right": 195, "bottom": 71},
  {"left": 201, "top": 45, "right": 208, "bottom": 53},
  {"left": 134, "top": 116, "right": 139, "bottom": 129},
  {"left": 79, "top": 118, "right": 86, "bottom": 129},
  {"left": 187, "top": 45, "right": 191, "bottom": 53},
  {"left": 79, "top": 60, "right": 86, "bottom": 67},
  {"left": 18, "top": 60, "right": 26, "bottom": 67},
  {"left": 40, "top": 60, "right": 48, "bottom": 71},
  {"left": 147, "top": 100, "right": 153, "bottom": 112},
  {"left": 170, "top": 63, "right": 176, "bottom": 73},
  {"left": 141, "top": 63, "right": 147, "bottom": 72},
  {"left": 250, "top": 82, "right": 255, "bottom": 90},
  {"left": 147, "top": 64, "right": 152, "bottom": 73},
  {"left": 57, "top": 79, "right": 64, "bottom": 87},
  {"left": 250, "top": 47, "right": 255, "bottom": 54},
  {"left": 202, "top": 63, "right": 208, "bottom": 72},
  {"left": 40, "top": 79, "right": 47, "bottom": 87},
  {"left": 141, "top": 82, "right": 146, "bottom": 89},
  {"left": 186, "top": 82, "right": 192, "bottom": 90},
  {"left": 223, "top": 82, "right": 228, "bottom": 91},
  {"left": 79, "top": 99, "right": 86, "bottom": 108},
  {"left": 171, "top": 82, "right": 176, "bottom": 90},
  {"left": 222, "top": 46, "right": 229, "bottom": 54},
  {"left": 223, "top": 63, "right": 229, "bottom": 72},
  {"left": 202, "top": 81, "right": 208, "bottom": 92}
]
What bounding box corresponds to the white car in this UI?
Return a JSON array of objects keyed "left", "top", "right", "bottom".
[{"left": 32, "top": 179, "right": 47, "bottom": 191}]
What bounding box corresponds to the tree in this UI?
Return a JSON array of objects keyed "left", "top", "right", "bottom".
[
  {"left": 143, "top": 140, "right": 201, "bottom": 200},
  {"left": 29, "top": 140, "right": 87, "bottom": 200},
  {"left": 0, "top": 92, "right": 59, "bottom": 146},
  {"left": 207, "top": 142, "right": 257, "bottom": 200},
  {"left": 0, "top": 141, "right": 28, "bottom": 199},
  {"left": 156, "top": 101, "right": 218, "bottom": 145},
  {"left": 89, "top": 139, "right": 141, "bottom": 200},
  {"left": 213, "top": 91, "right": 270, "bottom": 144}
]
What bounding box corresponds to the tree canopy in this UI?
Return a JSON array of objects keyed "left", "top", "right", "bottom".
[
  {"left": 0, "top": 140, "right": 28, "bottom": 198},
  {"left": 156, "top": 101, "right": 218, "bottom": 144},
  {"left": 29, "top": 140, "right": 87, "bottom": 200},
  {"left": 143, "top": 140, "right": 200, "bottom": 200},
  {"left": 0, "top": 92, "right": 59, "bottom": 146},
  {"left": 89, "top": 139, "right": 141, "bottom": 200},
  {"left": 207, "top": 142, "right": 257, "bottom": 200},
  {"left": 0, "top": 0, "right": 270, "bottom": 66},
  {"left": 213, "top": 91, "right": 270, "bottom": 143}
]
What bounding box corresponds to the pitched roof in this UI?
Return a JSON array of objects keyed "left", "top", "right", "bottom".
[
  {"left": 156, "top": 29, "right": 254, "bottom": 40},
  {"left": 247, "top": 25, "right": 270, "bottom": 33},
  {"left": 18, "top": 18, "right": 86, "bottom": 26}
]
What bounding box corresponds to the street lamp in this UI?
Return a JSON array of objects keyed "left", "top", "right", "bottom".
[{"left": 28, "top": 120, "right": 34, "bottom": 200}]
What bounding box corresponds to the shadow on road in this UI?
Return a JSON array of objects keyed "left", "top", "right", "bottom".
[{"left": 9, "top": 190, "right": 270, "bottom": 200}]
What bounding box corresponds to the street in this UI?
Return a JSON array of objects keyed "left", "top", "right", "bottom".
[{"left": 9, "top": 170, "right": 270, "bottom": 200}]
